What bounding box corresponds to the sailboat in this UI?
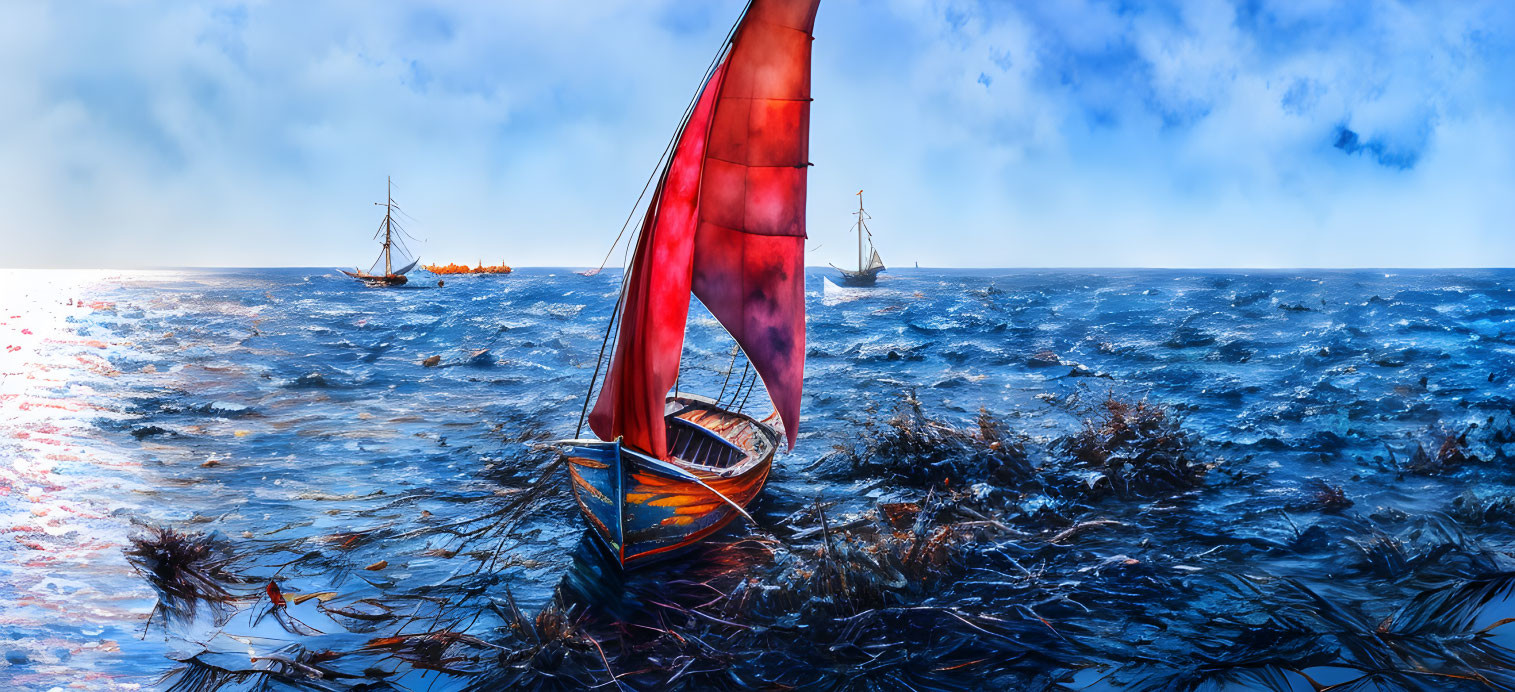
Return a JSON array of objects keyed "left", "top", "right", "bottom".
[
  {"left": 558, "top": 0, "right": 820, "bottom": 568},
  {"left": 833, "top": 190, "right": 885, "bottom": 286},
  {"left": 342, "top": 177, "right": 419, "bottom": 287}
]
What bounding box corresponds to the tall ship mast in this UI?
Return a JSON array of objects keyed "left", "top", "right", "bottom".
[
  {"left": 833, "top": 190, "right": 885, "bottom": 286},
  {"left": 381, "top": 177, "right": 394, "bottom": 276},
  {"left": 342, "top": 176, "right": 419, "bottom": 287}
]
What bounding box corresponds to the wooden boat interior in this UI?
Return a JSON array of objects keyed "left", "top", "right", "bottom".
[{"left": 662, "top": 397, "right": 777, "bottom": 476}]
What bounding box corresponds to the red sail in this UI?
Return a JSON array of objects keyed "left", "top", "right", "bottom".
[
  {"left": 590, "top": 0, "right": 819, "bottom": 457},
  {"left": 588, "top": 64, "right": 726, "bottom": 458},
  {"left": 692, "top": 0, "right": 819, "bottom": 451}
]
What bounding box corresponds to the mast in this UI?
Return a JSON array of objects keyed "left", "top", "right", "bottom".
[
  {"left": 856, "top": 190, "right": 864, "bottom": 272},
  {"left": 383, "top": 176, "right": 393, "bottom": 276}
]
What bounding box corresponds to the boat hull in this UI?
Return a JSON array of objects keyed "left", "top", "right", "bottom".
[
  {"left": 560, "top": 394, "right": 778, "bottom": 568},
  {"left": 837, "top": 266, "right": 883, "bottom": 286},
  {"left": 341, "top": 270, "right": 409, "bottom": 286}
]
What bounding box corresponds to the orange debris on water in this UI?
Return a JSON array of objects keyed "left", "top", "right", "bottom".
[{"left": 423, "top": 261, "right": 513, "bottom": 275}]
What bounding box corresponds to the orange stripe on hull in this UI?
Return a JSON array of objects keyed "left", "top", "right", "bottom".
[
  {"left": 567, "top": 455, "right": 610, "bottom": 470},
  {"left": 573, "top": 494, "right": 615, "bottom": 540},
  {"left": 568, "top": 467, "right": 612, "bottom": 504},
  {"left": 621, "top": 461, "right": 772, "bottom": 564},
  {"left": 624, "top": 509, "right": 744, "bottom": 563},
  {"left": 644, "top": 494, "right": 708, "bottom": 508}
]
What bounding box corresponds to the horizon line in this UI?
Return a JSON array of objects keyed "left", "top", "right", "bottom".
[{"left": 5, "top": 265, "right": 1514, "bottom": 272}]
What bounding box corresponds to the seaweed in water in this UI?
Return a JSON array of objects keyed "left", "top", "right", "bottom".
[
  {"left": 1116, "top": 570, "right": 1515, "bottom": 691},
  {"left": 1059, "top": 393, "right": 1208, "bottom": 499},
  {"left": 161, "top": 644, "right": 355, "bottom": 692},
  {"left": 124, "top": 525, "right": 245, "bottom": 628},
  {"left": 1275, "top": 573, "right": 1515, "bottom": 690},
  {"left": 730, "top": 494, "right": 970, "bottom": 620},
  {"left": 461, "top": 492, "right": 1075, "bottom": 689},
  {"left": 465, "top": 596, "right": 617, "bottom": 689},
  {"left": 1342, "top": 514, "right": 1512, "bottom": 583},
  {"left": 833, "top": 390, "right": 1033, "bottom": 487},
  {"left": 1452, "top": 490, "right": 1515, "bottom": 527},
  {"left": 1400, "top": 427, "right": 1474, "bottom": 475},
  {"left": 1306, "top": 479, "right": 1354, "bottom": 513},
  {"left": 362, "top": 629, "right": 500, "bottom": 677},
  {"left": 124, "top": 384, "right": 1515, "bottom": 689}
]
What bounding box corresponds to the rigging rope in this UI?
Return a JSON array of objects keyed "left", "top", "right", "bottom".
[
  {"left": 715, "top": 345, "right": 741, "bottom": 404},
  {"left": 583, "top": 4, "right": 752, "bottom": 278},
  {"left": 722, "top": 358, "right": 749, "bottom": 409},
  {"left": 574, "top": 0, "right": 755, "bottom": 438},
  {"left": 736, "top": 364, "right": 758, "bottom": 413}
]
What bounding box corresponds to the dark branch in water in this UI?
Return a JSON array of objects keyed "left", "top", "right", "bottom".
[
  {"left": 161, "top": 644, "right": 354, "bottom": 692},
  {"left": 124, "top": 526, "right": 246, "bottom": 629}
]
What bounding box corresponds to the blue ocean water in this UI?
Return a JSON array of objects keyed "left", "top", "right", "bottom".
[{"left": 2, "top": 267, "right": 1514, "bottom": 689}]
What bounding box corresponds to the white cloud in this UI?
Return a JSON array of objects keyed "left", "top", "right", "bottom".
[{"left": 1, "top": 0, "right": 1512, "bottom": 268}]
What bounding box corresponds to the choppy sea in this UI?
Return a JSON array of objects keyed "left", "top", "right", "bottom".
[{"left": 3, "top": 267, "right": 1514, "bottom": 690}]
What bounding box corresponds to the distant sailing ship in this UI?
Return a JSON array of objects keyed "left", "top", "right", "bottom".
[
  {"left": 833, "top": 190, "right": 885, "bottom": 286},
  {"left": 558, "top": 0, "right": 819, "bottom": 568},
  {"left": 342, "top": 177, "right": 418, "bottom": 287}
]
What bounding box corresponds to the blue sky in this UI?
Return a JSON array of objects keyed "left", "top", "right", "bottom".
[{"left": 2, "top": 0, "right": 1513, "bottom": 268}]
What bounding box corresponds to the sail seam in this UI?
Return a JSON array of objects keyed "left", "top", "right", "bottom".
[{"left": 705, "top": 158, "right": 808, "bottom": 168}]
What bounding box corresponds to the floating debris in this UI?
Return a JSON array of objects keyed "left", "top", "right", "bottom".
[
  {"left": 130, "top": 425, "right": 173, "bottom": 440},
  {"left": 832, "top": 391, "right": 1032, "bottom": 487},
  {"left": 1452, "top": 490, "right": 1515, "bottom": 527},
  {"left": 1400, "top": 428, "right": 1472, "bottom": 475},
  {"left": 160, "top": 644, "right": 351, "bottom": 692},
  {"left": 124, "top": 526, "right": 244, "bottom": 628},
  {"left": 1059, "top": 393, "right": 1207, "bottom": 499},
  {"left": 1306, "top": 479, "right": 1353, "bottom": 513}
]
